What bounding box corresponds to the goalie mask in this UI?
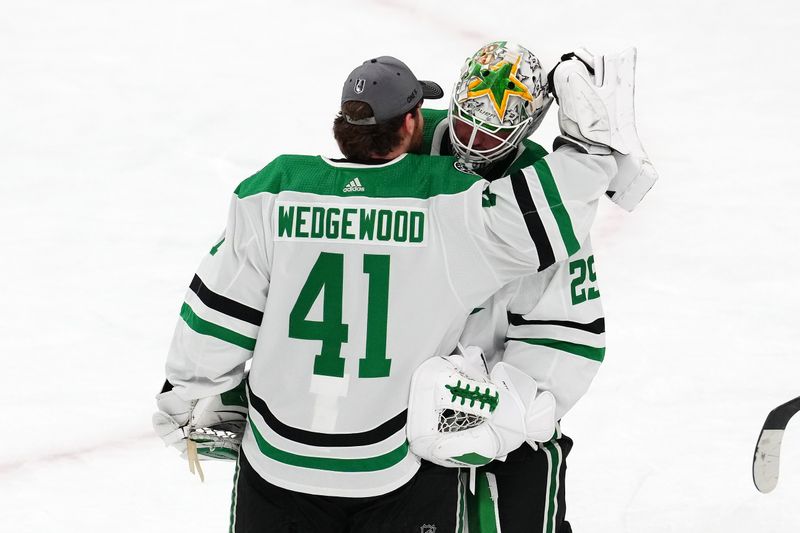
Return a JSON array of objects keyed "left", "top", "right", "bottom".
[{"left": 449, "top": 41, "right": 553, "bottom": 169}]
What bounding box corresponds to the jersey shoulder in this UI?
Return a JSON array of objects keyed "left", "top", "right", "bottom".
[
  {"left": 391, "top": 154, "right": 482, "bottom": 198},
  {"left": 421, "top": 108, "right": 449, "bottom": 154},
  {"left": 235, "top": 154, "right": 323, "bottom": 198},
  {"left": 505, "top": 139, "right": 549, "bottom": 176},
  {"left": 235, "top": 154, "right": 481, "bottom": 200}
]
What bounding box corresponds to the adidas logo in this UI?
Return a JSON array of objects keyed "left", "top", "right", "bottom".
[{"left": 343, "top": 178, "right": 365, "bottom": 193}]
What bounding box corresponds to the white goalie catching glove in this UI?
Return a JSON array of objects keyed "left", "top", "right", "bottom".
[
  {"left": 152, "top": 379, "right": 248, "bottom": 479},
  {"left": 406, "top": 346, "right": 556, "bottom": 468},
  {"left": 550, "top": 47, "right": 658, "bottom": 211}
]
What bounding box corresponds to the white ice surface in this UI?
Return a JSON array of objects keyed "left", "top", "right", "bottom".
[{"left": 2, "top": 0, "right": 800, "bottom": 531}]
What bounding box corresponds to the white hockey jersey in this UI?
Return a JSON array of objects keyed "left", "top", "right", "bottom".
[
  {"left": 165, "top": 150, "right": 615, "bottom": 496},
  {"left": 458, "top": 240, "right": 605, "bottom": 421},
  {"left": 419, "top": 108, "right": 606, "bottom": 422}
]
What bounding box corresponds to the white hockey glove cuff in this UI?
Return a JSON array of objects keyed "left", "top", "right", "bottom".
[
  {"left": 152, "top": 380, "right": 248, "bottom": 462},
  {"left": 489, "top": 362, "right": 557, "bottom": 452},
  {"left": 153, "top": 388, "right": 197, "bottom": 452},
  {"left": 607, "top": 151, "right": 658, "bottom": 211}
]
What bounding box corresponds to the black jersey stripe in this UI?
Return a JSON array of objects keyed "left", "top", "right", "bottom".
[
  {"left": 248, "top": 385, "right": 407, "bottom": 447},
  {"left": 510, "top": 170, "right": 555, "bottom": 271},
  {"left": 189, "top": 275, "right": 264, "bottom": 326},
  {"left": 507, "top": 313, "right": 605, "bottom": 335}
]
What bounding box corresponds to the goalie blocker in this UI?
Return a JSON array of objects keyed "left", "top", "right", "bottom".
[{"left": 549, "top": 47, "right": 658, "bottom": 212}]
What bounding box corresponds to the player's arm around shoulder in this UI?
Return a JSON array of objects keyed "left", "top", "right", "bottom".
[
  {"left": 471, "top": 147, "right": 614, "bottom": 286},
  {"left": 542, "top": 143, "right": 618, "bottom": 232}
]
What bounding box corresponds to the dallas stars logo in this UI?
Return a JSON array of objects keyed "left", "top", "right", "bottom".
[{"left": 466, "top": 55, "right": 533, "bottom": 121}]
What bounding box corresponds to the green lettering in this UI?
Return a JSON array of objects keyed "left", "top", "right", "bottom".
[
  {"left": 342, "top": 208, "right": 356, "bottom": 240},
  {"left": 409, "top": 211, "right": 425, "bottom": 243},
  {"left": 392, "top": 211, "right": 408, "bottom": 242},
  {"left": 359, "top": 254, "right": 391, "bottom": 378},
  {"left": 587, "top": 255, "right": 600, "bottom": 300},
  {"left": 288, "top": 253, "right": 348, "bottom": 377},
  {"left": 278, "top": 205, "right": 295, "bottom": 238},
  {"left": 310, "top": 207, "right": 325, "bottom": 238},
  {"left": 569, "top": 256, "right": 600, "bottom": 305},
  {"left": 376, "top": 210, "right": 392, "bottom": 241},
  {"left": 360, "top": 209, "right": 376, "bottom": 240},
  {"left": 326, "top": 207, "right": 341, "bottom": 239},
  {"left": 295, "top": 206, "right": 310, "bottom": 238},
  {"left": 569, "top": 259, "right": 587, "bottom": 305}
]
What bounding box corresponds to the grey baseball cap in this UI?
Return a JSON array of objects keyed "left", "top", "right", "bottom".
[{"left": 341, "top": 56, "right": 444, "bottom": 125}]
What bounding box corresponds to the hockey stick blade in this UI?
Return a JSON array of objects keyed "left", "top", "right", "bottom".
[{"left": 753, "top": 395, "right": 800, "bottom": 493}]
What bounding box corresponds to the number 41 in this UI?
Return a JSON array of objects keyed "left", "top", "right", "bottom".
[{"left": 289, "top": 252, "right": 392, "bottom": 379}]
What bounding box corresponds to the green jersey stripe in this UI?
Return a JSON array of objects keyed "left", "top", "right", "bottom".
[
  {"left": 249, "top": 420, "right": 410, "bottom": 472},
  {"left": 506, "top": 337, "right": 606, "bottom": 362},
  {"left": 210, "top": 237, "right": 225, "bottom": 256},
  {"left": 544, "top": 441, "right": 562, "bottom": 533},
  {"left": 533, "top": 160, "right": 580, "bottom": 255},
  {"left": 180, "top": 303, "right": 257, "bottom": 351},
  {"left": 451, "top": 452, "right": 492, "bottom": 466},
  {"left": 467, "top": 472, "right": 500, "bottom": 533}
]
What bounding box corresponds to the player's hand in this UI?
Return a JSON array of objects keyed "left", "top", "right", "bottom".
[
  {"left": 152, "top": 382, "right": 248, "bottom": 460},
  {"left": 152, "top": 388, "right": 193, "bottom": 453},
  {"left": 547, "top": 49, "right": 597, "bottom": 104},
  {"left": 488, "top": 362, "right": 557, "bottom": 454}
]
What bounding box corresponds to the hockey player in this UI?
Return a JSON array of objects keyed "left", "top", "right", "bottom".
[
  {"left": 153, "top": 55, "right": 625, "bottom": 532},
  {"left": 407, "top": 42, "right": 656, "bottom": 533}
]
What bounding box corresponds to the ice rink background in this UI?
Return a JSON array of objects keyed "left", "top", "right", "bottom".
[{"left": 2, "top": 0, "right": 800, "bottom": 531}]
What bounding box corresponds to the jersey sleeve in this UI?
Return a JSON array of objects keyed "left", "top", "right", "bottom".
[
  {"left": 469, "top": 145, "right": 616, "bottom": 285},
  {"left": 501, "top": 238, "right": 605, "bottom": 420},
  {"left": 165, "top": 191, "right": 272, "bottom": 401}
]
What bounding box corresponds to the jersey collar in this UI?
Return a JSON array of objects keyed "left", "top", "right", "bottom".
[{"left": 320, "top": 153, "right": 408, "bottom": 169}]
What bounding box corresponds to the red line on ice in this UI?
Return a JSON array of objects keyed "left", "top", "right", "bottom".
[{"left": 0, "top": 431, "right": 155, "bottom": 476}]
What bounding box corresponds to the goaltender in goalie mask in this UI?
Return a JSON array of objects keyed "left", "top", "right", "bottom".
[{"left": 449, "top": 41, "right": 553, "bottom": 169}]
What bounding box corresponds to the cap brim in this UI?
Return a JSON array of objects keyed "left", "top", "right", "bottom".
[{"left": 419, "top": 80, "right": 444, "bottom": 100}]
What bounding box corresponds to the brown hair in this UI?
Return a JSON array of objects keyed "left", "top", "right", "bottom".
[{"left": 333, "top": 101, "right": 417, "bottom": 160}]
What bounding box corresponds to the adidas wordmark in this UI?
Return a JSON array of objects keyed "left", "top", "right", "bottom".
[{"left": 343, "top": 178, "right": 365, "bottom": 193}]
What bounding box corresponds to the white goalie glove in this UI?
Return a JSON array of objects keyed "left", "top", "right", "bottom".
[
  {"left": 550, "top": 47, "right": 658, "bottom": 211},
  {"left": 152, "top": 379, "right": 248, "bottom": 479},
  {"left": 406, "top": 346, "right": 556, "bottom": 468}
]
